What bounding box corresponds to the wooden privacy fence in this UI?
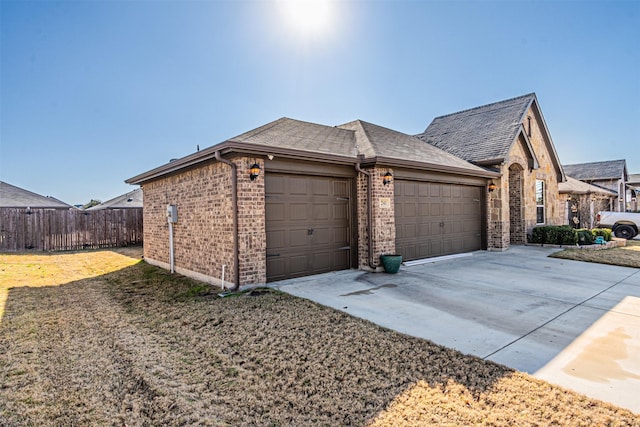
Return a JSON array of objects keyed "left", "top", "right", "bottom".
[{"left": 0, "top": 208, "right": 143, "bottom": 252}]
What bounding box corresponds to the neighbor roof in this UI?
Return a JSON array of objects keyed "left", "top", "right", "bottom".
[
  {"left": 0, "top": 181, "right": 73, "bottom": 209},
  {"left": 558, "top": 176, "right": 617, "bottom": 196},
  {"left": 416, "top": 93, "right": 537, "bottom": 164},
  {"left": 127, "top": 117, "right": 498, "bottom": 185},
  {"left": 562, "top": 160, "right": 628, "bottom": 181},
  {"left": 86, "top": 188, "right": 143, "bottom": 210},
  {"left": 628, "top": 174, "right": 640, "bottom": 186}
]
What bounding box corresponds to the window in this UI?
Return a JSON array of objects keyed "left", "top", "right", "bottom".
[{"left": 536, "top": 180, "right": 545, "bottom": 224}]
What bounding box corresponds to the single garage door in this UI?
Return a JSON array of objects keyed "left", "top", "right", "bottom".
[
  {"left": 265, "top": 173, "right": 352, "bottom": 282},
  {"left": 395, "top": 180, "right": 483, "bottom": 261}
]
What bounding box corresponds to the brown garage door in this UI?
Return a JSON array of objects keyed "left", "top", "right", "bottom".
[
  {"left": 395, "top": 180, "right": 483, "bottom": 261},
  {"left": 265, "top": 173, "right": 352, "bottom": 282}
]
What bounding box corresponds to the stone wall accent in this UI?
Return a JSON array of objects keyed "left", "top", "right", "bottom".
[
  {"left": 357, "top": 167, "right": 396, "bottom": 270},
  {"left": 141, "top": 156, "right": 266, "bottom": 288}
]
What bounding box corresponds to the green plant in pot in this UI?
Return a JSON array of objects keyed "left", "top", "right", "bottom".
[{"left": 380, "top": 254, "right": 402, "bottom": 274}]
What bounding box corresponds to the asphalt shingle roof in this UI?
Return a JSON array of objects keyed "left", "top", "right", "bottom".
[
  {"left": 0, "top": 181, "right": 72, "bottom": 209},
  {"left": 338, "top": 120, "right": 489, "bottom": 173},
  {"left": 562, "top": 160, "right": 627, "bottom": 181},
  {"left": 416, "top": 93, "right": 536, "bottom": 163},
  {"left": 229, "top": 117, "right": 356, "bottom": 158}
]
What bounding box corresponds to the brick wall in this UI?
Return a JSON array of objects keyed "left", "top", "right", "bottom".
[
  {"left": 357, "top": 167, "right": 396, "bottom": 270},
  {"left": 141, "top": 156, "right": 266, "bottom": 288}
]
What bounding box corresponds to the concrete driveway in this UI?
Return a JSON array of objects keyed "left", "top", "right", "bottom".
[{"left": 272, "top": 246, "right": 640, "bottom": 414}]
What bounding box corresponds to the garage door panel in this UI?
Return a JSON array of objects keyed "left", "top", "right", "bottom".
[
  {"left": 266, "top": 230, "right": 286, "bottom": 249},
  {"left": 395, "top": 180, "right": 483, "bottom": 261},
  {"left": 289, "top": 229, "right": 309, "bottom": 246},
  {"left": 290, "top": 177, "right": 309, "bottom": 194},
  {"left": 333, "top": 204, "right": 348, "bottom": 220},
  {"left": 266, "top": 173, "right": 352, "bottom": 281},
  {"left": 312, "top": 204, "right": 329, "bottom": 220},
  {"left": 266, "top": 203, "right": 285, "bottom": 222}
]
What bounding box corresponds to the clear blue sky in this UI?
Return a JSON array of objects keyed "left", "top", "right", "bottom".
[{"left": 1, "top": 0, "right": 639, "bottom": 205}]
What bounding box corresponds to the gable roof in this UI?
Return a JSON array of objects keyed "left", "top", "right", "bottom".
[
  {"left": 416, "top": 94, "right": 536, "bottom": 163},
  {"left": 562, "top": 160, "right": 628, "bottom": 182},
  {"left": 0, "top": 181, "right": 73, "bottom": 209},
  {"left": 127, "top": 117, "right": 498, "bottom": 185},
  {"left": 338, "top": 120, "right": 490, "bottom": 174},
  {"left": 558, "top": 176, "right": 617, "bottom": 196},
  {"left": 86, "top": 188, "right": 143, "bottom": 210}
]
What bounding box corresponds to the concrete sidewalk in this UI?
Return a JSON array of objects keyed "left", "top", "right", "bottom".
[{"left": 272, "top": 246, "right": 640, "bottom": 413}]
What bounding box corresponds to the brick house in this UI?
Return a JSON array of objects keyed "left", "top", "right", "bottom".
[
  {"left": 416, "top": 93, "right": 566, "bottom": 249},
  {"left": 562, "top": 160, "right": 629, "bottom": 212},
  {"left": 558, "top": 177, "right": 617, "bottom": 228},
  {"left": 126, "top": 93, "right": 566, "bottom": 288}
]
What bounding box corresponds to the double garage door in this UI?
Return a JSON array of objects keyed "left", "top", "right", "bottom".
[
  {"left": 265, "top": 174, "right": 484, "bottom": 281},
  {"left": 395, "top": 180, "right": 483, "bottom": 261},
  {"left": 265, "top": 173, "right": 352, "bottom": 282}
]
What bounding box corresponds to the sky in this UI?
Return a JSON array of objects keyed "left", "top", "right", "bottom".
[{"left": 1, "top": 0, "right": 639, "bottom": 206}]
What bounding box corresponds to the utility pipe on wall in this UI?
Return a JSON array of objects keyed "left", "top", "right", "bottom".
[
  {"left": 355, "top": 162, "right": 377, "bottom": 270},
  {"left": 168, "top": 221, "right": 175, "bottom": 273},
  {"left": 215, "top": 151, "right": 240, "bottom": 291}
]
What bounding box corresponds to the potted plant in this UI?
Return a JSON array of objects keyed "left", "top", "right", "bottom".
[{"left": 380, "top": 254, "right": 402, "bottom": 274}]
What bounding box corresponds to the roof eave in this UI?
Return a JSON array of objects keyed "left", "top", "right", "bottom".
[
  {"left": 126, "top": 141, "right": 360, "bottom": 185},
  {"left": 364, "top": 156, "right": 500, "bottom": 178}
]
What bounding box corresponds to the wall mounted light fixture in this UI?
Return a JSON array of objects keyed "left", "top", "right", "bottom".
[
  {"left": 383, "top": 172, "right": 393, "bottom": 186},
  {"left": 249, "top": 162, "right": 261, "bottom": 181},
  {"left": 487, "top": 181, "right": 497, "bottom": 192}
]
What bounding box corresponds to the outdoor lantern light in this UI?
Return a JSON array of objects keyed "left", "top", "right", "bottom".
[
  {"left": 249, "top": 162, "right": 261, "bottom": 181},
  {"left": 383, "top": 172, "right": 393, "bottom": 186},
  {"left": 487, "top": 182, "right": 497, "bottom": 192}
]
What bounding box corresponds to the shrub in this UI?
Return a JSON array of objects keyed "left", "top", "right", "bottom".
[
  {"left": 530, "top": 225, "right": 577, "bottom": 245},
  {"left": 557, "top": 226, "right": 578, "bottom": 245},
  {"left": 576, "top": 229, "right": 594, "bottom": 245},
  {"left": 592, "top": 228, "right": 612, "bottom": 241}
]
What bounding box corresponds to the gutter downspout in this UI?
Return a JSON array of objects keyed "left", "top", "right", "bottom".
[
  {"left": 355, "top": 161, "right": 377, "bottom": 270},
  {"left": 215, "top": 151, "right": 240, "bottom": 291}
]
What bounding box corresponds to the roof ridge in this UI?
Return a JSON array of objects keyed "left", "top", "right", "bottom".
[{"left": 433, "top": 93, "right": 536, "bottom": 121}]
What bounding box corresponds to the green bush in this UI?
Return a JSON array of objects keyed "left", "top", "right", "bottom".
[
  {"left": 592, "top": 228, "right": 612, "bottom": 241},
  {"left": 530, "top": 225, "right": 577, "bottom": 245},
  {"left": 576, "top": 229, "right": 594, "bottom": 245},
  {"left": 557, "top": 226, "right": 578, "bottom": 245}
]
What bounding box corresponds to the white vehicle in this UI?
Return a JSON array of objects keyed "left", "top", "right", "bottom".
[{"left": 596, "top": 211, "right": 640, "bottom": 239}]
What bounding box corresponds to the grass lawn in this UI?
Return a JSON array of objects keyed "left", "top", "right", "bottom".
[
  {"left": 550, "top": 239, "right": 640, "bottom": 268},
  {"left": 1, "top": 248, "right": 638, "bottom": 426}
]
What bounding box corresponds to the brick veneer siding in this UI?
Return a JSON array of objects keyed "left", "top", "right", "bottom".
[
  {"left": 357, "top": 167, "right": 396, "bottom": 271},
  {"left": 141, "top": 156, "right": 266, "bottom": 288}
]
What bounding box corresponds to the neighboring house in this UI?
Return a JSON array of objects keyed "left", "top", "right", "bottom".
[
  {"left": 626, "top": 174, "right": 639, "bottom": 212},
  {"left": 86, "top": 188, "right": 143, "bottom": 210},
  {"left": 562, "top": 160, "right": 628, "bottom": 212},
  {"left": 416, "top": 93, "right": 566, "bottom": 248},
  {"left": 0, "top": 181, "right": 73, "bottom": 209},
  {"left": 558, "top": 177, "right": 617, "bottom": 228}
]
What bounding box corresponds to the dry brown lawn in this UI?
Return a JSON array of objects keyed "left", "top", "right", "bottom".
[
  {"left": 550, "top": 239, "right": 640, "bottom": 268},
  {"left": 1, "top": 248, "right": 638, "bottom": 426}
]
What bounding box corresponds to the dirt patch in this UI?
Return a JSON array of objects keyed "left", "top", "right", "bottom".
[
  {"left": 550, "top": 239, "right": 640, "bottom": 268},
  {"left": 1, "top": 249, "right": 638, "bottom": 425}
]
